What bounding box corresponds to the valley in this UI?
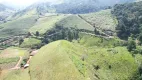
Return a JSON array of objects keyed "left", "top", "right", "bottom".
[{"left": 0, "top": 0, "right": 142, "bottom": 80}]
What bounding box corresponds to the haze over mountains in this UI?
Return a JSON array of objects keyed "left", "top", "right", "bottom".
[
  {"left": 0, "top": 0, "right": 136, "bottom": 20},
  {"left": 0, "top": 0, "right": 136, "bottom": 10}
]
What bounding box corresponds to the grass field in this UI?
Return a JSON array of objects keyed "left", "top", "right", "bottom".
[
  {"left": 78, "top": 32, "right": 121, "bottom": 48},
  {"left": 80, "top": 9, "right": 118, "bottom": 32},
  {"left": 0, "top": 47, "right": 29, "bottom": 58},
  {"left": 0, "top": 47, "right": 29, "bottom": 69},
  {"left": 0, "top": 69, "right": 30, "bottom": 80}
]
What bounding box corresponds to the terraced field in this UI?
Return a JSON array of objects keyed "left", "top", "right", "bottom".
[
  {"left": 80, "top": 9, "right": 118, "bottom": 32},
  {"left": 56, "top": 15, "right": 94, "bottom": 31}
]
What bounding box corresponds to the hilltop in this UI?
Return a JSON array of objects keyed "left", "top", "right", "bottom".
[{"left": 0, "top": 39, "right": 140, "bottom": 80}]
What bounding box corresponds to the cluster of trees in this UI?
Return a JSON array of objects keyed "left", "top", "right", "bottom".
[
  {"left": 42, "top": 26, "right": 79, "bottom": 44},
  {"left": 112, "top": 2, "right": 142, "bottom": 39},
  {"left": 127, "top": 37, "right": 136, "bottom": 52}
]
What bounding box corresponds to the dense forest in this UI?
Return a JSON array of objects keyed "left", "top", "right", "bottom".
[{"left": 112, "top": 1, "right": 142, "bottom": 39}]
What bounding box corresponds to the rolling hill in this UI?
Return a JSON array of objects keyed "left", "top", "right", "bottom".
[
  {"left": 79, "top": 9, "right": 118, "bottom": 36},
  {"left": 29, "top": 14, "right": 68, "bottom": 34},
  {"left": 1, "top": 39, "right": 140, "bottom": 80},
  {"left": 0, "top": 15, "right": 38, "bottom": 39},
  {"left": 1, "top": 1, "right": 142, "bottom": 80}
]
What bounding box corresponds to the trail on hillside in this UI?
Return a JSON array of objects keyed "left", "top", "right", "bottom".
[
  {"left": 77, "top": 15, "right": 113, "bottom": 38},
  {"left": 11, "top": 56, "right": 22, "bottom": 70}
]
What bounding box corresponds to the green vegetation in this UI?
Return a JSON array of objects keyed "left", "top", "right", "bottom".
[
  {"left": 0, "top": 47, "right": 29, "bottom": 58},
  {"left": 80, "top": 9, "right": 118, "bottom": 35},
  {"left": 0, "top": 57, "right": 18, "bottom": 64},
  {"left": 29, "top": 40, "right": 140, "bottom": 80},
  {"left": 112, "top": 1, "right": 142, "bottom": 39},
  {"left": 56, "top": 15, "right": 94, "bottom": 31},
  {"left": 42, "top": 26, "right": 79, "bottom": 44},
  {"left": 1, "top": 69, "right": 30, "bottom": 80},
  {"left": 127, "top": 37, "right": 136, "bottom": 52},
  {"left": 79, "top": 33, "right": 122, "bottom": 48},
  {"left": 0, "top": 15, "right": 38, "bottom": 38},
  {"left": 0, "top": 47, "right": 29, "bottom": 69},
  {"left": 20, "top": 38, "right": 41, "bottom": 48},
  {"left": 29, "top": 15, "right": 67, "bottom": 34},
  {"left": 2, "top": 1, "right": 142, "bottom": 80},
  {"left": 30, "top": 40, "right": 84, "bottom": 80}
]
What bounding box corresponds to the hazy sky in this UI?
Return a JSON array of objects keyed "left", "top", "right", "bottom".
[{"left": 0, "top": 0, "right": 63, "bottom": 8}]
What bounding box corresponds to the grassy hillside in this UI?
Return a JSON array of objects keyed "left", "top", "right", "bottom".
[
  {"left": 0, "top": 69, "right": 30, "bottom": 80},
  {"left": 78, "top": 32, "right": 121, "bottom": 48},
  {"left": 29, "top": 14, "right": 68, "bottom": 34},
  {"left": 56, "top": 15, "right": 94, "bottom": 31},
  {"left": 30, "top": 40, "right": 85, "bottom": 80},
  {"left": 0, "top": 39, "right": 140, "bottom": 80},
  {"left": 86, "top": 46, "right": 138, "bottom": 80},
  {"left": 80, "top": 9, "right": 118, "bottom": 32},
  {"left": 0, "top": 15, "right": 38, "bottom": 38},
  {"left": 29, "top": 40, "right": 139, "bottom": 80}
]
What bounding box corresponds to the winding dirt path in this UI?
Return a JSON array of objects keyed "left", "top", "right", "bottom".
[{"left": 11, "top": 56, "right": 22, "bottom": 70}]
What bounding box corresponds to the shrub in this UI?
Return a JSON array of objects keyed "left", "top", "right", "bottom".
[{"left": 127, "top": 37, "right": 136, "bottom": 52}]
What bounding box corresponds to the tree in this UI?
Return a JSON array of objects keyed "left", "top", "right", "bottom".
[
  {"left": 127, "top": 37, "right": 136, "bottom": 52},
  {"left": 138, "top": 33, "right": 142, "bottom": 45},
  {"left": 27, "top": 32, "right": 31, "bottom": 37},
  {"left": 19, "top": 38, "right": 24, "bottom": 46},
  {"left": 67, "top": 30, "right": 72, "bottom": 41},
  {"left": 36, "top": 31, "right": 39, "bottom": 37}
]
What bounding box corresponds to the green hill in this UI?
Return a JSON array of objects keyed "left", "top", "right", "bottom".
[
  {"left": 1, "top": 39, "right": 141, "bottom": 80},
  {"left": 0, "top": 15, "right": 38, "bottom": 39},
  {"left": 30, "top": 40, "right": 85, "bottom": 80},
  {"left": 1, "top": 1, "right": 142, "bottom": 80},
  {"left": 79, "top": 9, "right": 118, "bottom": 35},
  {"left": 56, "top": 15, "right": 94, "bottom": 31},
  {"left": 29, "top": 14, "right": 68, "bottom": 34}
]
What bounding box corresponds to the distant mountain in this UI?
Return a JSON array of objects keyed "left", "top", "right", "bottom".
[
  {"left": 11, "top": 0, "right": 136, "bottom": 15},
  {"left": 0, "top": 4, "right": 15, "bottom": 21},
  {"left": 11, "top": 2, "right": 56, "bottom": 19},
  {"left": 54, "top": 0, "right": 135, "bottom": 14},
  {"left": 54, "top": 0, "right": 102, "bottom": 14}
]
